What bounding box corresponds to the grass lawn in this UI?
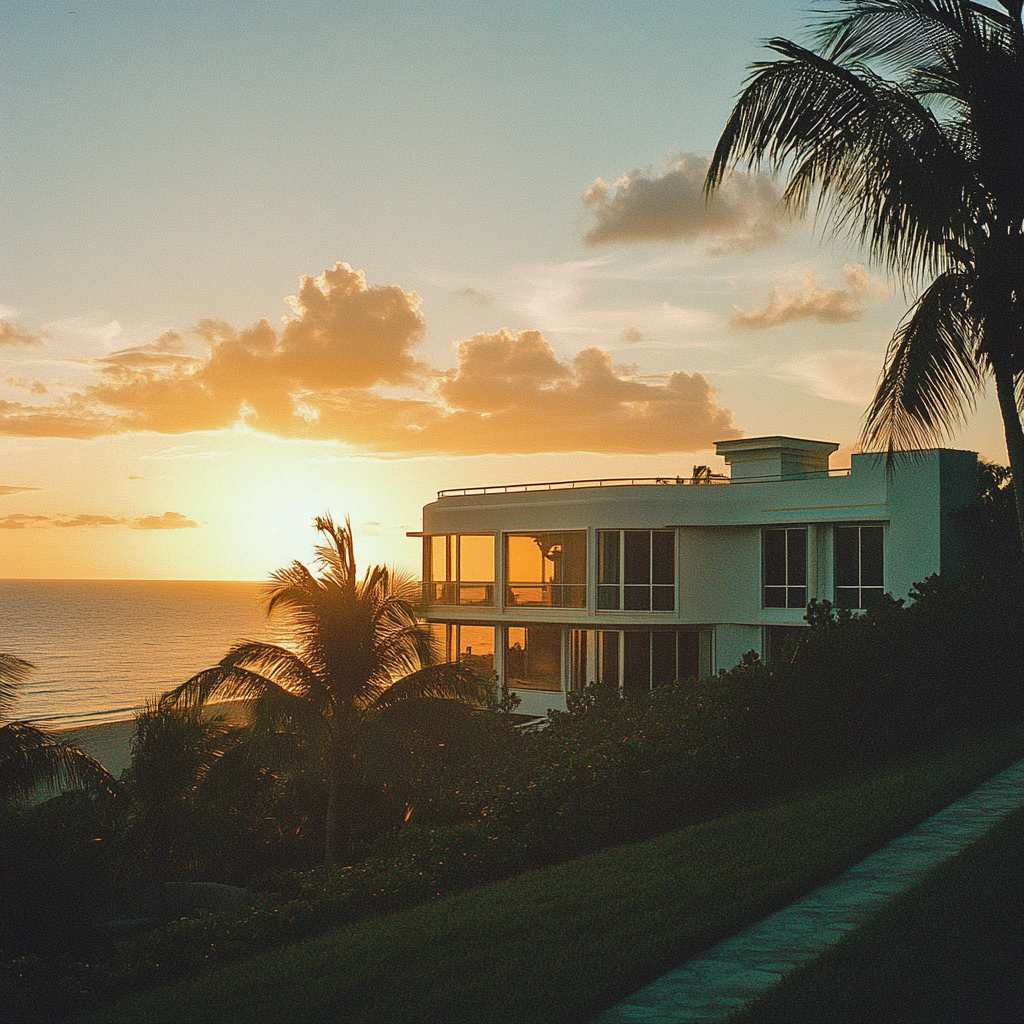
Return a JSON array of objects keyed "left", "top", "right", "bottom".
[
  {"left": 731, "top": 803, "right": 1024, "bottom": 1024},
  {"left": 71, "top": 730, "right": 1023, "bottom": 1024}
]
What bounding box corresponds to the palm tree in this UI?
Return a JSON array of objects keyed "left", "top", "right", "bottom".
[
  {"left": 162, "top": 515, "right": 488, "bottom": 865},
  {"left": 1, "top": 653, "right": 116, "bottom": 811},
  {"left": 706, "top": 0, "right": 1024, "bottom": 550}
]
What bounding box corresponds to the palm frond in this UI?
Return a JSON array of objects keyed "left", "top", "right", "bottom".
[
  {"left": 162, "top": 658, "right": 315, "bottom": 715},
  {"left": 707, "top": 36, "right": 972, "bottom": 284},
  {"left": 0, "top": 652, "right": 34, "bottom": 722},
  {"left": 0, "top": 721, "right": 118, "bottom": 808},
  {"left": 862, "top": 268, "right": 986, "bottom": 452},
  {"left": 814, "top": 0, "right": 962, "bottom": 73},
  {"left": 365, "top": 663, "right": 490, "bottom": 717}
]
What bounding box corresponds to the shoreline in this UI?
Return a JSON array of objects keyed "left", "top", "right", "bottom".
[{"left": 55, "top": 701, "right": 249, "bottom": 777}]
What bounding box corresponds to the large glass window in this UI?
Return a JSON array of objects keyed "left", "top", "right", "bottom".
[
  {"left": 597, "top": 530, "right": 675, "bottom": 611},
  {"left": 429, "top": 623, "right": 496, "bottom": 676},
  {"left": 506, "top": 625, "right": 562, "bottom": 691},
  {"left": 505, "top": 532, "right": 586, "bottom": 608},
  {"left": 763, "top": 527, "right": 807, "bottom": 608},
  {"left": 835, "top": 525, "right": 884, "bottom": 608},
  {"left": 585, "top": 629, "right": 701, "bottom": 697},
  {"left": 425, "top": 534, "right": 494, "bottom": 606}
]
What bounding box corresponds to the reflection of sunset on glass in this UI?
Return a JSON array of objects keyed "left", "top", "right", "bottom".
[{"left": 0, "top": 1, "right": 1011, "bottom": 581}]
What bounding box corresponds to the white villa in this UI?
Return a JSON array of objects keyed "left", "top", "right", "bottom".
[{"left": 415, "top": 436, "right": 978, "bottom": 717}]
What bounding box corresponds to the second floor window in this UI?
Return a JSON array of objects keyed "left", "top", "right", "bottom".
[
  {"left": 505, "top": 531, "right": 586, "bottom": 608},
  {"left": 835, "top": 525, "right": 884, "bottom": 608},
  {"left": 597, "top": 530, "right": 675, "bottom": 611},
  {"left": 763, "top": 527, "right": 807, "bottom": 608},
  {"left": 426, "top": 534, "right": 494, "bottom": 606}
]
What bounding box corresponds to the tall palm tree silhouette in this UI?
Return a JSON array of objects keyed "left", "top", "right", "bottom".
[
  {"left": 707, "top": 0, "right": 1024, "bottom": 548},
  {"left": 163, "top": 515, "right": 487, "bottom": 865},
  {"left": 1, "top": 653, "right": 115, "bottom": 811}
]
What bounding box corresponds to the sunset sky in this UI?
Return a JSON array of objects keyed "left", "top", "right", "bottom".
[{"left": 1, "top": 0, "right": 1009, "bottom": 581}]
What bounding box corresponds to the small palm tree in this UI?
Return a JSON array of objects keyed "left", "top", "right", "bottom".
[
  {"left": 1, "top": 653, "right": 116, "bottom": 811},
  {"left": 706, "top": 0, "right": 1024, "bottom": 550},
  {"left": 163, "top": 515, "right": 488, "bottom": 865}
]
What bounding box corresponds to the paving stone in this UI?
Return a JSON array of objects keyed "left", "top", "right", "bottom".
[{"left": 591, "top": 757, "right": 1024, "bottom": 1023}]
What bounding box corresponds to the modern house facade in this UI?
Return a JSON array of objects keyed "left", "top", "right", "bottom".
[{"left": 416, "top": 437, "right": 978, "bottom": 717}]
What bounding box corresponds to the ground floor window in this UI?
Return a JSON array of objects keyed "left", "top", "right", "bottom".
[
  {"left": 428, "top": 623, "right": 495, "bottom": 676},
  {"left": 506, "top": 624, "right": 562, "bottom": 691},
  {"left": 834, "top": 524, "right": 884, "bottom": 608},
  {"left": 763, "top": 624, "right": 807, "bottom": 664},
  {"left": 570, "top": 628, "right": 706, "bottom": 696}
]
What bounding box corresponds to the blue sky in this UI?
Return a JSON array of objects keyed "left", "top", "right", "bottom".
[{"left": 0, "top": 1, "right": 1008, "bottom": 578}]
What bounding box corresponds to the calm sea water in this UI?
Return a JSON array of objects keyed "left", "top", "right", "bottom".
[{"left": 1, "top": 580, "right": 275, "bottom": 728}]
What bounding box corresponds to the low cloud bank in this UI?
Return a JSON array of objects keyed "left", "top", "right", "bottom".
[
  {"left": 0, "top": 511, "right": 200, "bottom": 530},
  {"left": 0, "top": 263, "right": 739, "bottom": 456}
]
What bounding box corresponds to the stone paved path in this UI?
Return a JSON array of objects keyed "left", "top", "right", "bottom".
[{"left": 591, "top": 757, "right": 1024, "bottom": 1023}]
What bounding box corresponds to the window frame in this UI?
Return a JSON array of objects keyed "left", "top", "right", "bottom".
[
  {"left": 596, "top": 529, "right": 676, "bottom": 612},
  {"left": 834, "top": 524, "right": 885, "bottom": 609},
  {"left": 762, "top": 526, "right": 808, "bottom": 609},
  {"left": 503, "top": 531, "right": 587, "bottom": 609},
  {"left": 424, "top": 534, "right": 495, "bottom": 607}
]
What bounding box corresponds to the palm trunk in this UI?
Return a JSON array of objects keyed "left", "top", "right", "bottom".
[
  {"left": 993, "top": 361, "right": 1024, "bottom": 555},
  {"left": 323, "top": 730, "right": 353, "bottom": 867}
]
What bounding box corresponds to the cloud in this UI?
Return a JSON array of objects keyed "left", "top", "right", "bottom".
[
  {"left": 0, "top": 321, "right": 45, "bottom": 347},
  {"left": 0, "top": 514, "right": 51, "bottom": 529},
  {"left": 127, "top": 474, "right": 144, "bottom": 480},
  {"left": 6, "top": 377, "right": 49, "bottom": 395},
  {"left": 620, "top": 327, "right": 643, "bottom": 346},
  {"left": 53, "top": 514, "right": 124, "bottom": 528},
  {"left": 419, "top": 329, "right": 739, "bottom": 454},
  {"left": 0, "top": 510, "right": 199, "bottom": 529},
  {"left": 0, "top": 262, "right": 739, "bottom": 455},
  {"left": 0, "top": 485, "right": 42, "bottom": 496},
  {"left": 582, "top": 154, "right": 785, "bottom": 252},
  {"left": 454, "top": 287, "right": 492, "bottom": 307},
  {"left": 131, "top": 512, "right": 200, "bottom": 530},
  {"left": 730, "top": 264, "right": 885, "bottom": 329}
]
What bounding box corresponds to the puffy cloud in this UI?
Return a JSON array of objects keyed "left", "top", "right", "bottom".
[
  {"left": 582, "top": 154, "right": 785, "bottom": 252},
  {"left": 620, "top": 327, "right": 643, "bottom": 346},
  {"left": 131, "top": 512, "right": 200, "bottom": 530},
  {"left": 0, "top": 263, "right": 739, "bottom": 455},
  {"left": 78, "top": 263, "right": 427, "bottom": 437},
  {"left": 0, "top": 485, "right": 42, "bottom": 496},
  {"left": 730, "top": 264, "right": 885, "bottom": 329},
  {"left": 419, "top": 330, "right": 740, "bottom": 455}
]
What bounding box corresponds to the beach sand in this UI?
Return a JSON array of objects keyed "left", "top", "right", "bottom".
[
  {"left": 59, "top": 720, "right": 137, "bottom": 777},
  {"left": 57, "top": 702, "right": 249, "bottom": 778}
]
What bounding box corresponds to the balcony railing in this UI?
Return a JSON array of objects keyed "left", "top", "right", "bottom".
[
  {"left": 422, "top": 581, "right": 495, "bottom": 607},
  {"left": 437, "top": 468, "right": 850, "bottom": 498}
]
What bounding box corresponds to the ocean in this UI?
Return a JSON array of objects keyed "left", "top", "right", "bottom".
[{"left": 0, "top": 579, "right": 275, "bottom": 729}]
